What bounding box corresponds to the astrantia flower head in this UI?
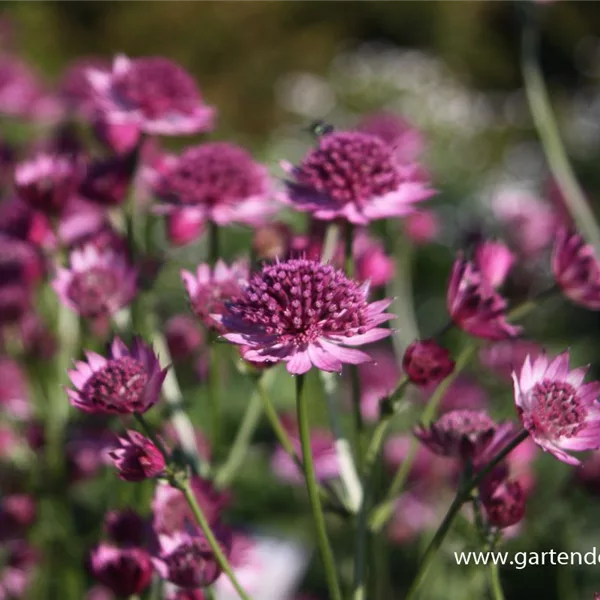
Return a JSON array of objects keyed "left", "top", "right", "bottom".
[
  {"left": 447, "top": 254, "right": 521, "bottom": 340},
  {"left": 108, "top": 429, "right": 166, "bottom": 482},
  {"left": 104, "top": 509, "right": 147, "bottom": 547},
  {"left": 403, "top": 339, "right": 455, "bottom": 386},
  {"left": 282, "top": 131, "right": 434, "bottom": 225},
  {"left": 513, "top": 351, "right": 600, "bottom": 465},
  {"left": 216, "top": 258, "right": 394, "bottom": 374},
  {"left": 154, "top": 143, "right": 278, "bottom": 229},
  {"left": 53, "top": 245, "right": 138, "bottom": 320},
  {"left": 480, "top": 469, "right": 526, "bottom": 529},
  {"left": 182, "top": 259, "right": 249, "bottom": 331},
  {"left": 552, "top": 229, "right": 600, "bottom": 309},
  {"left": 14, "top": 153, "right": 84, "bottom": 216},
  {"left": 87, "top": 55, "right": 215, "bottom": 135},
  {"left": 67, "top": 337, "right": 167, "bottom": 415}
]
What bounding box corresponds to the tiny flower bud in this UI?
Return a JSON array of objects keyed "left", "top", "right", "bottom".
[{"left": 403, "top": 339, "right": 454, "bottom": 386}]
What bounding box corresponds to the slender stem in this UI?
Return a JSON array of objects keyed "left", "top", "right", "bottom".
[
  {"left": 488, "top": 562, "right": 505, "bottom": 600},
  {"left": 208, "top": 336, "right": 221, "bottom": 452},
  {"left": 352, "top": 487, "right": 369, "bottom": 600},
  {"left": 296, "top": 374, "right": 343, "bottom": 600},
  {"left": 345, "top": 222, "right": 355, "bottom": 277},
  {"left": 520, "top": 4, "right": 600, "bottom": 256},
  {"left": 214, "top": 386, "right": 263, "bottom": 488},
  {"left": 208, "top": 220, "right": 220, "bottom": 265},
  {"left": 322, "top": 223, "right": 341, "bottom": 263},
  {"left": 405, "top": 430, "right": 528, "bottom": 600},
  {"left": 180, "top": 479, "right": 252, "bottom": 600},
  {"left": 204, "top": 586, "right": 216, "bottom": 600}
]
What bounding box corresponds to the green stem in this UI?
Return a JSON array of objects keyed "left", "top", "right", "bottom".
[
  {"left": 521, "top": 4, "right": 600, "bottom": 255},
  {"left": 214, "top": 386, "right": 263, "bottom": 488},
  {"left": 345, "top": 222, "right": 355, "bottom": 277},
  {"left": 488, "top": 561, "right": 505, "bottom": 600},
  {"left": 208, "top": 220, "right": 220, "bottom": 265},
  {"left": 180, "top": 479, "right": 252, "bottom": 600},
  {"left": 208, "top": 335, "right": 221, "bottom": 452},
  {"left": 405, "top": 429, "right": 528, "bottom": 600},
  {"left": 296, "top": 374, "right": 343, "bottom": 600}
]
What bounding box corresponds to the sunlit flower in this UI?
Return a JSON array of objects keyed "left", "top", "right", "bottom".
[
  {"left": 108, "top": 430, "right": 166, "bottom": 482},
  {"left": 216, "top": 258, "right": 394, "bottom": 375}
]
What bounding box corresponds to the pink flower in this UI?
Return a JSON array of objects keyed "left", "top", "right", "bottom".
[
  {"left": 402, "top": 209, "right": 440, "bottom": 245},
  {"left": 66, "top": 425, "right": 118, "bottom": 482},
  {"left": 87, "top": 55, "right": 215, "bottom": 135},
  {"left": 14, "top": 153, "right": 84, "bottom": 215},
  {"left": 181, "top": 260, "right": 249, "bottom": 331},
  {"left": 354, "top": 230, "right": 395, "bottom": 287},
  {"left": 67, "top": 337, "right": 168, "bottom": 415},
  {"left": 165, "top": 588, "right": 206, "bottom": 600},
  {"left": 154, "top": 143, "right": 278, "bottom": 229},
  {"left": 0, "top": 234, "right": 45, "bottom": 286},
  {"left": 93, "top": 118, "right": 141, "bottom": 155},
  {"left": 0, "top": 494, "right": 36, "bottom": 541},
  {"left": 513, "top": 351, "right": 600, "bottom": 465},
  {"left": 424, "top": 376, "right": 488, "bottom": 413},
  {"left": 474, "top": 241, "right": 515, "bottom": 289},
  {"left": 479, "top": 340, "right": 544, "bottom": 382},
  {"left": 387, "top": 492, "right": 439, "bottom": 545},
  {"left": 166, "top": 210, "right": 205, "bottom": 247},
  {"left": 80, "top": 153, "right": 138, "bottom": 207},
  {"left": 89, "top": 543, "right": 153, "bottom": 597},
  {"left": 59, "top": 57, "right": 111, "bottom": 118},
  {"left": 104, "top": 509, "right": 147, "bottom": 547},
  {"left": 0, "top": 56, "right": 49, "bottom": 118},
  {"left": 0, "top": 358, "right": 31, "bottom": 420},
  {"left": 281, "top": 131, "right": 434, "bottom": 225},
  {"left": 53, "top": 245, "right": 138, "bottom": 320},
  {"left": 447, "top": 254, "right": 521, "bottom": 340},
  {"left": 402, "top": 339, "right": 455, "bottom": 386},
  {"left": 0, "top": 542, "right": 37, "bottom": 599},
  {"left": 216, "top": 258, "right": 394, "bottom": 375},
  {"left": 166, "top": 315, "right": 204, "bottom": 361},
  {"left": 479, "top": 469, "right": 526, "bottom": 529},
  {"left": 108, "top": 430, "right": 166, "bottom": 482},
  {"left": 552, "top": 229, "right": 600, "bottom": 309}
]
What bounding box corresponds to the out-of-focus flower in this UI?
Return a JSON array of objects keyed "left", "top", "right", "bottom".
[
  {"left": 87, "top": 55, "right": 215, "bottom": 135},
  {"left": 356, "top": 111, "right": 425, "bottom": 164},
  {"left": 161, "top": 424, "right": 211, "bottom": 464},
  {"left": 154, "top": 143, "right": 278, "bottom": 232},
  {"left": 0, "top": 424, "right": 19, "bottom": 458},
  {"left": 166, "top": 209, "right": 205, "bottom": 247},
  {"left": 272, "top": 417, "right": 339, "bottom": 484},
  {"left": 403, "top": 339, "right": 455, "bottom": 386},
  {"left": 422, "top": 375, "right": 487, "bottom": 413},
  {"left": 17, "top": 312, "right": 57, "bottom": 360},
  {"left": 0, "top": 358, "right": 31, "bottom": 420},
  {"left": 108, "top": 430, "right": 166, "bottom": 482},
  {"left": 0, "top": 494, "right": 36, "bottom": 541},
  {"left": 216, "top": 259, "right": 394, "bottom": 375},
  {"left": 402, "top": 209, "right": 440, "bottom": 245},
  {"left": 89, "top": 543, "right": 153, "bottom": 597},
  {"left": 474, "top": 241, "right": 515, "bottom": 289},
  {"left": 552, "top": 229, "right": 600, "bottom": 310},
  {"left": 59, "top": 57, "right": 111, "bottom": 118},
  {"left": 0, "top": 234, "right": 45, "bottom": 286},
  {"left": 104, "top": 509, "right": 147, "bottom": 547},
  {"left": 354, "top": 230, "right": 395, "bottom": 287},
  {"left": 66, "top": 425, "right": 115, "bottom": 482},
  {"left": 281, "top": 131, "right": 434, "bottom": 225},
  {"left": 181, "top": 260, "right": 248, "bottom": 331},
  {"left": 479, "top": 340, "right": 543, "bottom": 382},
  {"left": 80, "top": 153, "right": 138, "bottom": 207},
  {"left": 513, "top": 351, "right": 600, "bottom": 465},
  {"left": 14, "top": 153, "right": 84, "bottom": 216},
  {"left": 94, "top": 118, "right": 141, "bottom": 155},
  {"left": 53, "top": 245, "right": 137, "bottom": 320},
  {"left": 447, "top": 253, "right": 521, "bottom": 340},
  {"left": 0, "top": 542, "right": 38, "bottom": 599},
  {"left": 165, "top": 587, "right": 206, "bottom": 600},
  {"left": 387, "top": 492, "right": 439, "bottom": 545},
  {"left": 153, "top": 477, "right": 230, "bottom": 535},
  {"left": 166, "top": 315, "right": 204, "bottom": 361},
  {"left": 67, "top": 337, "right": 167, "bottom": 415},
  {"left": 0, "top": 282, "right": 31, "bottom": 325},
  {"left": 480, "top": 469, "right": 526, "bottom": 529}
]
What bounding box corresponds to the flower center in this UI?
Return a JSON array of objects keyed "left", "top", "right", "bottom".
[
  {"left": 67, "top": 267, "right": 120, "bottom": 318},
  {"left": 228, "top": 260, "right": 369, "bottom": 347},
  {"left": 82, "top": 357, "right": 148, "bottom": 412},
  {"left": 296, "top": 132, "right": 400, "bottom": 207},
  {"left": 530, "top": 379, "right": 586, "bottom": 438},
  {"left": 112, "top": 57, "right": 200, "bottom": 119}
]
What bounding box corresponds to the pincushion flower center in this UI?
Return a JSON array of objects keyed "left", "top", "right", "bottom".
[
  {"left": 67, "top": 267, "right": 120, "bottom": 318},
  {"left": 530, "top": 379, "right": 586, "bottom": 438}
]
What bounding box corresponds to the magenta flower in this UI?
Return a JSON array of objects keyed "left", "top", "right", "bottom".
[
  {"left": 166, "top": 209, "right": 205, "bottom": 247},
  {"left": 165, "top": 315, "right": 204, "bottom": 361},
  {"left": 59, "top": 57, "right": 111, "bottom": 118},
  {"left": 14, "top": 153, "right": 84, "bottom": 216},
  {"left": 415, "top": 409, "right": 515, "bottom": 462},
  {"left": 447, "top": 254, "right": 521, "bottom": 340},
  {"left": 67, "top": 337, "right": 168, "bottom": 415},
  {"left": 216, "top": 258, "right": 394, "bottom": 375},
  {"left": 354, "top": 230, "right": 395, "bottom": 287},
  {"left": 154, "top": 143, "right": 278, "bottom": 230},
  {"left": 281, "top": 131, "right": 434, "bottom": 225},
  {"left": 181, "top": 259, "right": 249, "bottom": 331},
  {"left": 0, "top": 56, "right": 50, "bottom": 118},
  {"left": 104, "top": 509, "right": 147, "bottom": 547},
  {"left": 80, "top": 154, "right": 137, "bottom": 207},
  {"left": 402, "top": 209, "right": 440, "bottom": 245},
  {"left": 53, "top": 245, "right": 137, "bottom": 320},
  {"left": 0, "top": 494, "right": 36, "bottom": 542},
  {"left": 108, "top": 430, "right": 166, "bottom": 482},
  {"left": 552, "top": 229, "right": 600, "bottom": 309},
  {"left": 474, "top": 240, "right": 515, "bottom": 289},
  {"left": 402, "top": 339, "right": 455, "bottom": 387},
  {"left": 0, "top": 358, "right": 31, "bottom": 420},
  {"left": 89, "top": 543, "right": 154, "bottom": 597},
  {"left": 513, "top": 351, "right": 600, "bottom": 465},
  {"left": 388, "top": 492, "right": 439, "bottom": 545},
  {"left": 87, "top": 55, "right": 215, "bottom": 136}
]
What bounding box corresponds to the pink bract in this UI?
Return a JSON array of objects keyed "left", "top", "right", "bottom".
[
  {"left": 215, "top": 258, "right": 395, "bottom": 375},
  {"left": 108, "top": 429, "right": 166, "bottom": 482}
]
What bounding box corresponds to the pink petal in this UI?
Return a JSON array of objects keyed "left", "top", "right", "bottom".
[
  {"left": 307, "top": 343, "right": 343, "bottom": 373},
  {"left": 329, "top": 328, "right": 392, "bottom": 346},
  {"left": 286, "top": 350, "right": 313, "bottom": 375},
  {"left": 318, "top": 339, "right": 372, "bottom": 365}
]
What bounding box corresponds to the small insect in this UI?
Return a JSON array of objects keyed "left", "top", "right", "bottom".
[{"left": 307, "top": 120, "right": 334, "bottom": 138}]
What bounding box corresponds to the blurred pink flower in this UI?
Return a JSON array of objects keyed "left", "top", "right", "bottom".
[
  {"left": 403, "top": 339, "right": 455, "bottom": 386},
  {"left": 108, "top": 430, "right": 166, "bottom": 482},
  {"left": 216, "top": 259, "right": 394, "bottom": 375},
  {"left": 402, "top": 209, "right": 440, "bottom": 245},
  {"left": 479, "top": 468, "right": 526, "bottom": 529},
  {"left": 59, "top": 57, "right": 111, "bottom": 118},
  {"left": 104, "top": 509, "right": 148, "bottom": 547},
  {"left": 80, "top": 153, "right": 138, "bottom": 207},
  {"left": 0, "top": 358, "right": 31, "bottom": 420},
  {"left": 0, "top": 542, "right": 37, "bottom": 599},
  {"left": 94, "top": 118, "right": 141, "bottom": 155},
  {"left": 0, "top": 234, "right": 45, "bottom": 286},
  {"left": 354, "top": 230, "right": 395, "bottom": 287},
  {"left": 479, "top": 340, "right": 543, "bottom": 382},
  {"left": 87, "top": 55, "right": 215, "bottom": 135},
  {"left": 66, "top": 425, "right": 116, "bottom": 482},
  {"left": 0, "top": 494, "right": 36, "bottom": 541},
  {"left": 166, "top": 209, "right": 205, "bottom": 247},
  {"left": 67, "top": 337, "right": 168, "bottom": 415},
  {"left": 166, "top": 314, "right": 204, "bottom": 361},
  {"left": 387, "top": 492, "right": 439, "bottom": 545},
  {"left": 474, "top": 240, "right": 515, "bottom": 289},
  {"left": 281, "top": 131, "right": 434, "bottom": 225}
]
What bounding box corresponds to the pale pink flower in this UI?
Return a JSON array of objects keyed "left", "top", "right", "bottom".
[
  {"left": 216, "top": 258, "right": 394, "bottom": 375},
  {"left": 281, "top": 131, "right": 434, "bottom": 225},
  {"left": 387, "top": 492, "right": 439, "bottom": 545},
  {"left": 513, "top": 351, "right": 600, "bottom": 465}
]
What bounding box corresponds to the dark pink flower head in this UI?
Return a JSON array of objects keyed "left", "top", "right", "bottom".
[
  {"left": 87, "top": 55, "right": 215, "bottom": 135},
  {"left": 0, "top": 494, "right": 36, "bottom": 541},
  {"left": 80, "top": 153, "right": 138, "bottom": 207},
  {"left": 89, "top": 543, "right": 153, "bottom": 597},
  {"left": 59, "top": 57, "right": 111, "bottom": 117},
  {"left": 182, "top": 260, "right": 249, "bottom": 331},
  {"left": 552, "top": 229, "right": 600, "bottom": 309},
  {"left": 403, "top": 339, "right": 455, "bottom": 387},
  {"left": 154, "top": 143, "right": 278, "bottom": 229},
  {"left": 402, "top": 209, "right": 440, "bottom": 245},
  {"left": 104, "top": 509, "right": 147, "bottom": 547},
  {"left": 14, "top": 153, "right": 84, "bottom": 216},
  {"left": 0, "top": 358, "right": 31, "bottom": 420},
  {"left": 153, "top": 526, "right": 229, "bottom": 588},
  {"left": 108, "top": 430, "right": 166, "bottom": 482},
  {"left": 479, "top": 469, "right": 526, "bottom": 529},
  {"left": 152, "top": 477, "right": 230, "bottom": 535},
  {"left": 0, "top": 56, "right": 46, "bottom": 118},
  {"left": 67, "top": 337, "right": 168, "bottom": 415},
  {"left": 415, "top": 409, "right": 513, "bottom": 462},
  {"left": 216, "top": 258, "right": 394, "bottom": 375},
  {"left": 282, "top": 131, "right": 434, "bottom": 225},
  {"left": 447, "top": 254, "right": 521, "bottom": 340},
  {"left": 166, "top": 315, "right": 204, "bottom": 361},
  {"left": 354, "top": 230, "right": 395, "bottom": 287},
  {"left": 474, "top": 240, "right": 515, "bottom": 289},
  {"left": 479, "top": 340, "right": 544, "bottom": 382},
  {"left": 513, "top": 351, "right": 600, "bottom": 465},
  {"left": 53, "top": 244, "right": 138, "bottom": 320}
]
